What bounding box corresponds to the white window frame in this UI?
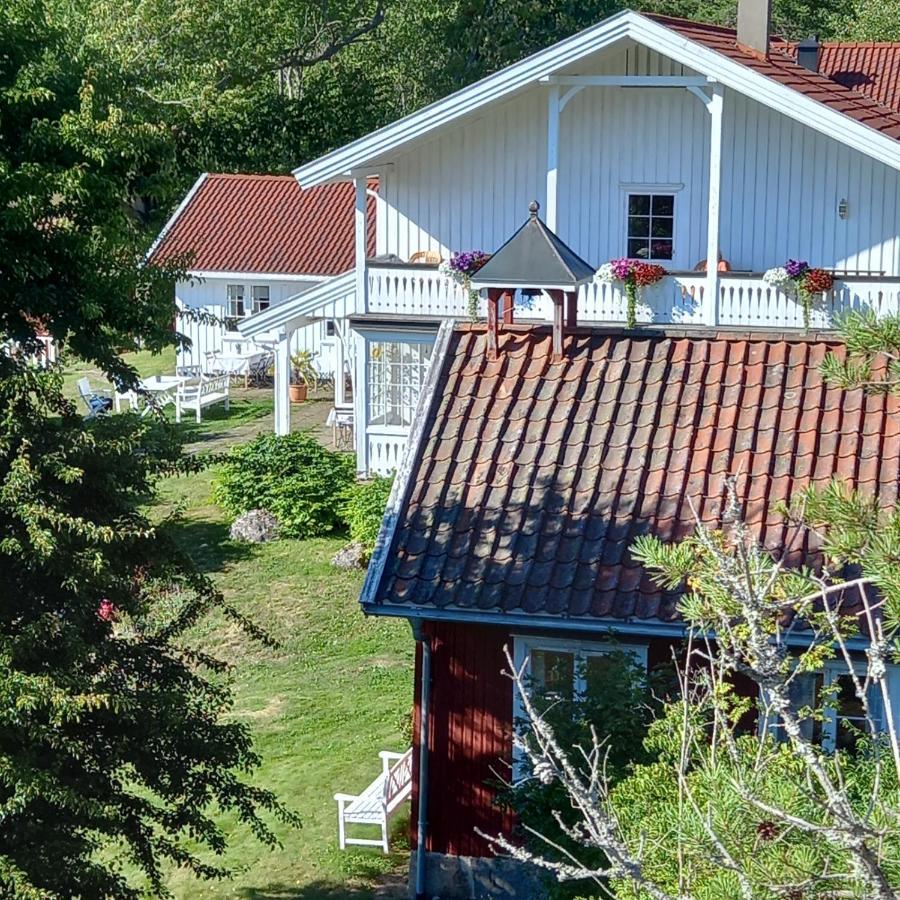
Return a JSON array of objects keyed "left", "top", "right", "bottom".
[
  {"left": 761, "top": 659, "right": 899, "bottom": 752},
  {"left": 511, "top": 635, "right": 649, "bottom": 778},
  {"left": 624, "top": 190, "right": 676, "bottom": 264},
  {"left": 363, "top": 331, "right": 436, "bottom": 431},
  {"left": 226, "top": 283, "right": 245, "bottom": 318},
  {"left": 250, "top": 285, "right": 270, "bottom": 315}
]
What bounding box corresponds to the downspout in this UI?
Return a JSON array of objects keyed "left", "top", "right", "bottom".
[{"left": 411, "top": 620, "right": 431, "bottom": 900}]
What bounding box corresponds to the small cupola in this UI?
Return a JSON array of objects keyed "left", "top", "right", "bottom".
[{"left": 471, "top": 200, "right": 595, "bottom": 361}]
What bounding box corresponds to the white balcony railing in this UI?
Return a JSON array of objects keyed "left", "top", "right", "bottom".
[{"left": 367, "top": 262, "right": 900, "bottom": 330}]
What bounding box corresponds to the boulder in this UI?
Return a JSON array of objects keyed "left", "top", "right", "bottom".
[
  {"left": 331, "top": 541, "right": 369, "bottom": 570},
  {"left": 230, "top": 509, "right": 279, "bottom": 543}
]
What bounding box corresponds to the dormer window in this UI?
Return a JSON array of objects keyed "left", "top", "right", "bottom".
[{"left": 627, "top": 193, "right": 674, "bottom": 261}]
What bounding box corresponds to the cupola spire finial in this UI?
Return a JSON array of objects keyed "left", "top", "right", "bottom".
[{"left": 528, "top": 199, "right": 540, "bottom": 219}]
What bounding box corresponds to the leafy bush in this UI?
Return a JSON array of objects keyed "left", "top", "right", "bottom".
[
  {"left": 214, "top": 432, "right": 356, "bottom": 538},
  {"left": 341, "top": 474, "right": 394, "bottom": 550}
]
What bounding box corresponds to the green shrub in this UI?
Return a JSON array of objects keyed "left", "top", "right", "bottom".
[
  {"left": 340, "top": 473, "right": 394, "bottom": 550},
  {"left": 213, "top": 432, "right": 356, "bottom": 538}
]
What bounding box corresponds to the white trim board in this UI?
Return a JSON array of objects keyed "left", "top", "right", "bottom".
[
  {"left": 292, "top": 10, "right": 900, "bottom": 188},
  {"left": 238, "top": 269, "right": 356, "bottom": 336},
  {"left": 145, "top": 172, "right": 208, "bottom": 263},
  {"left": 185, "top": 270, "right": 327, "bottom": 283}
]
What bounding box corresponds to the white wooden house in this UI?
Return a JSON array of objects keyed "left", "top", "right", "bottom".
[
  {"left": 239, "top": 4, "right": 900, "bottom": 475},
  {"left": 150, "top": 173, "right": 375, "bottom": 383}
]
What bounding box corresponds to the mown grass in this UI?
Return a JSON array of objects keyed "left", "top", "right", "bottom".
[
  {"left": 67, "top": 349, "right": 413, "bottom": 898},
  {"left": 155, "top": 468, "right": 413, "bottom": 899}
]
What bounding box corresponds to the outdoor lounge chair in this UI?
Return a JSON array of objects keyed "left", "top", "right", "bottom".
[{"left": 77, "top": 377, "right": 113, "bottom": 418}]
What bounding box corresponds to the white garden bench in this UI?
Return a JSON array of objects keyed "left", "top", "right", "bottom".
[
  {"left": 175, "top": 374, "right": 230, "bottom": 423},
  {"left": 335, "top": 748, "right": 413, "bottom": 853}
]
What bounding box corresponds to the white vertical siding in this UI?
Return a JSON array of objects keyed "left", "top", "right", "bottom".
[
  {"left": 175, "top": 275, "right": 349, "bottom": 378},
  {"left": 376, "top": 44, "right": 900, "bottom": 277}
]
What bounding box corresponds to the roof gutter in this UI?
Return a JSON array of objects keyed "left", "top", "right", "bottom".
[{"left": 363, "top": 601, "right": 874, "bottom": 651}]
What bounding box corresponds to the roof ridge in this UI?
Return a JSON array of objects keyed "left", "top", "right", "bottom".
[{"left": 205, "top": 172, "right": 297, "bottom": 182}]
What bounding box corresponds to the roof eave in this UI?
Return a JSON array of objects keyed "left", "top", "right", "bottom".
[{"left": 292, "top": 10, "right": 900, "bottom": 188}]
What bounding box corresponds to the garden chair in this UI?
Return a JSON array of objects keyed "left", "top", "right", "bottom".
[
  {"left": 77, "top": 377, "right": 113, "bottom": 418},
  {"left": 247, "top": 352, "right": 274, "bottom": 387}
]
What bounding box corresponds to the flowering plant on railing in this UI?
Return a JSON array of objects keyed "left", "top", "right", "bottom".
[
  {"left": 762, "top": 259, "right": 834, "bottom": 329},
  {"left": 439, "top": 250, "right": 491, "bottom": 320},
  {"left": 596, "top": 258, "right": 668, "bottom": 328}
]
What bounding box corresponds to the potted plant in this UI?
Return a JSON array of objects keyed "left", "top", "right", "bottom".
[
  {"left": 596, "top": 258, "right": 669, "bottom": 328},
  {"left": 290, "top": 350, "right": 319, "bottom": 403},
  {"left": 763, "top": 259, "right": 835, "bottom": 329}
]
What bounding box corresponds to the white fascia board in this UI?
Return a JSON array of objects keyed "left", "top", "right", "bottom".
[
  {"left": 238, "top": 269, "right": 356, "bottom": 337},
  {"left": 631, "top": 13, "right": 900, "bottom": 172},
  {"left": 184, "top": 270, "right": 325, "bottom": 283},
  {"left": 145, "top": 173, "right": 208, "bottom": 263},
  {"left": 293, "top": 9, "right": 900, "bottom": 187},
  {"left": 292, "top": 12, "right": 633, "bottom": 187}
]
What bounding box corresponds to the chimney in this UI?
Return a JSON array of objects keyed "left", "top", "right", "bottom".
[
  {"left": 737, "top": 0, "right": 771, "bottom": 56},
  {"left": 796, "top": 35, "right": 820, "bottom": 72}
]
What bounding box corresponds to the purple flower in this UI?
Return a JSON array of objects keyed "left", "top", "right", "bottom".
[
  {"left": 610, "top": 257, "right": 635, "bottom": 281},
  {"left": 784, "top": 258, "right": 809, "bottom": 278},
  {"left": 449, "top": 250, "right": 490, "bottom": 277}
]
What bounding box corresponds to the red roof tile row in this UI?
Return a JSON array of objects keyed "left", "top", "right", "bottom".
[
  {"left": 150, "top": 174, "right": 376, "bottom": 276},
  {"left": 373, "top": 326, "right": 900, "bottom": 623},
  {"left": 814, "top": 43, "right": 900, "bottom": 114},
  {"left": 650, "top": 15, "right": 900, "bottom": 141}
]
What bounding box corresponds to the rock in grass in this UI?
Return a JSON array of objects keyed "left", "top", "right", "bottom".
[
  {"left": 230, "top": 509, "right": 279, "bottom": 543},
  {"left": 331, "top": 541, "right": 368, "bottom": 570}
]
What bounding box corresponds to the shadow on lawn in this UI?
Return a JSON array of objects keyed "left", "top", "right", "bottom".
[
  {"left": 163, "top": 517, "right": 254, "bottom": 574},
  {"left": 237, "top": 876, "right": 407, "bottom": 900}
]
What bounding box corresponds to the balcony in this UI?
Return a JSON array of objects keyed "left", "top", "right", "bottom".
[{"left": 367, "top": 261, "right": 900, "bottom": 331}]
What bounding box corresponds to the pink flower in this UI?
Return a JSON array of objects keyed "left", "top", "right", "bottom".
[{"left": 97, "top": 599, "right": 119, "bottom": 623}]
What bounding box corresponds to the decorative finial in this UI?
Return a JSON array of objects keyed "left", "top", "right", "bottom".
[{"left": 528, "top": 200, "right": 540, "bottom": 219}]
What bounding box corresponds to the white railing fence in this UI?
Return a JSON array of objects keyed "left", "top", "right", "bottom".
[{"left": 365, "top": 263, "right": 900, "bottom": 330}]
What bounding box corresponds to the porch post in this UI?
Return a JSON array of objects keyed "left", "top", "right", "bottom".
[
  {"left": 704, "top": 82, "right": 724, "bottom": 326},
  {"left": 546, "top": 84, "right": 560, "bottom": 232},
  {"left": 353, "top": 176, "right": 369, "bottom": 314},
  {"left": 353, "top": 329, "right": 368, "bottom": 476},
  {"left": 334, "top": 328, "right": 346, "bottom": 407},
  {"left": 551, "top": 290, "right": 565, "bottom": 362},
  {"left": 501, "top": 290, "right": 514, "bottom": 325},
  {"left": 274, "top": 326, "right": 293, "bottom": 436}
]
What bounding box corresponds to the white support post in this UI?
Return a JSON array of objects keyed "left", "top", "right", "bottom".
[
  {"left": 273, "top": 326, "right": 293, "bottom": 436},
  {"left": 546, "top": 83, "right": 560, "bottom": 232},
  {"left": 353, "top": 176, "right": 369, "bottom": 314},
  {"left": 334, "top": 329, "right": 346, "bottom": 407},
  {"left": 704, "top": 82, "right": 724, "bottom": 326},
  {"left": 353, "top": 329, "right": 368, "bottom": 476}
]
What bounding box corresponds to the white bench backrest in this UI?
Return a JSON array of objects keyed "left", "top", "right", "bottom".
[{"left": 383, "top": 748, "right": 413, "bottom": 811}]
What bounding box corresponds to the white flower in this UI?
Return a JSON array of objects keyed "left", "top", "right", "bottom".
[
  {"left": 763, "top": 266, "right": 791, "bottom": 288},
  {"left": 596, "top": 262, "right": 615, "bottom": 283}
]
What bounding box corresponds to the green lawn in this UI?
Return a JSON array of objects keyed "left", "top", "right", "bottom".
[
  {"left": 67, "top": 349, "right": 414, "bottom": 898},
  {"left": 156, "top": 469, "right": 413, "bottom": 899}
]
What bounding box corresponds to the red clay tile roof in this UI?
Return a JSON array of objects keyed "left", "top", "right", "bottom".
[
  {"left": 649, "top": 15, "right": 900, "bottom": 141},
  {"left": 150, "top": 173, "right": 376, "bottom": 276},
  {"left": 371, "top": 325, "right": 900, "bottom": 624},
  {"left": 810, "top": 43, "right": 900, "bottom": 114}
]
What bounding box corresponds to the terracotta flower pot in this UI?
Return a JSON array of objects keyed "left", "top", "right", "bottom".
[{"left": 289, "top": 383, "right": 308, "bottom": 403}]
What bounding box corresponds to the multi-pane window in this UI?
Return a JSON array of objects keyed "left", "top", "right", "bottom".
[
  {"left": 367, "top": 340, "right": 433, "bottom": 428},
  {"left": 627, "top": 193, "right": 674, "bottom": 261},
  {"left": 251, "top": 285, "right": 270, "bottom": 314},
  {"left": 766, "top": 664, "right": 888, "bottom": 751},
  {"left": 226, "top": 284, "right": 245, "bottom": 318}
]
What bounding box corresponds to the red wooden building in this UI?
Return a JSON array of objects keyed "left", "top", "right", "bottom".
[{"left": 360, "top": 314, "right": 899, "bottom": 897}]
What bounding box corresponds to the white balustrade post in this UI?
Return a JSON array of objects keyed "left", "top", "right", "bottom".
[
  {"left": 704, "top": 82, "right": 724, "bottom": 326},
  {"left": 546, "top": 83, "right": 560, "bottom": 232},
  {"left": 274, "top": 326, "right": 293, "bottom": 436}
]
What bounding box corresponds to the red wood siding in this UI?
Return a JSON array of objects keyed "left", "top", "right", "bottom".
[
  {"left": 410, "top": 624, "right": 688, "bottom": 858},
  {"left": 411, "top": 622, "right": 514, "bottom": 856}
]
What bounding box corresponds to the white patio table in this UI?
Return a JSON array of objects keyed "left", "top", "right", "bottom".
[
  {"left": 206, "top": 350, "right": 271, "bottom": 387},
  {"left": 117, "top": 374, "right": 189, "bottom": 416}
]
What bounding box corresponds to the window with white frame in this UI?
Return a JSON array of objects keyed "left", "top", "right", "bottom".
[
  {"left": 367, "top": 339, "right": 433, "bottom": 428},
  {"left": 226, "top": 284, "right": 245, "bottom": 318},
  {"left": 251, "top": 285, "right": 270, "bottom": 314},
  {"left": 512, "top": 637, "right": 649, "bottom": 775},
  {"left": 765, "top": 660, "right": 889, "bottom": 752},
  {"left": 626, "top": 193, "right": 674, "bottom": 261},
  {"left": 324, "top": 319, "right": 336, "bottom": 339}
]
